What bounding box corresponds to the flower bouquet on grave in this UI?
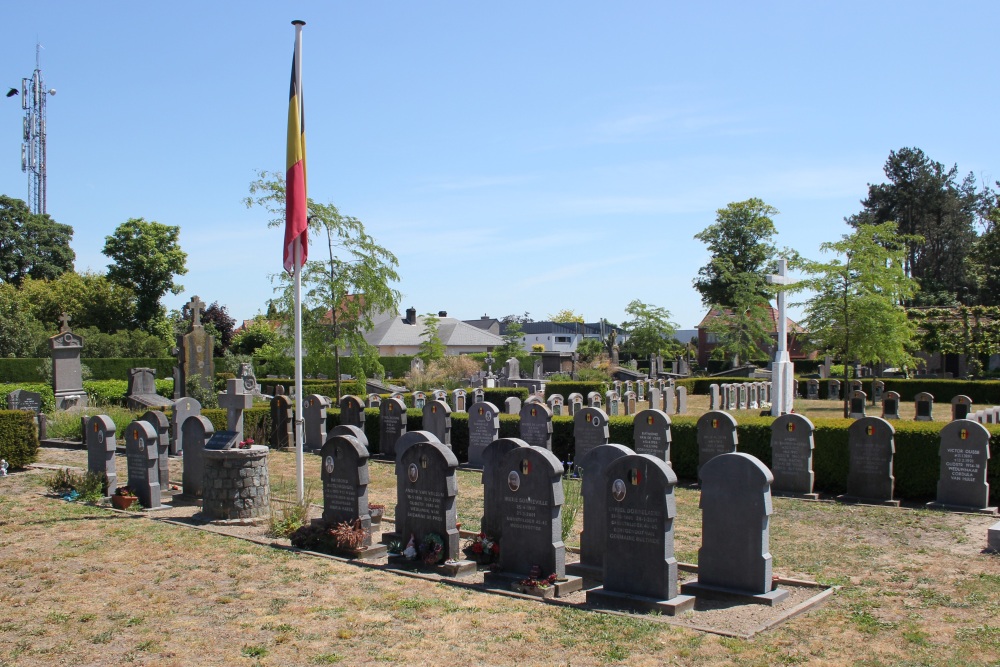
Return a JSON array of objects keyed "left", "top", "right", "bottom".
[
  {"left": 463, "top": 532, "right": 500, "bottom": 565},
  {"left": 237, "top": 438, "right": 255, "bottom": 450},
  {"left": 418, "top": 533, "right": 445, "bottom": 565},
  {"left": 514, "top": 566, "right": 558, "bottom": 596},
  {"left": 111, "top": 485, "right": 138, "bottom": 511}
]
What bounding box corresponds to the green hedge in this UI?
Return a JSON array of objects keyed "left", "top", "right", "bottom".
[
  {"left": 543, "top": 381, "right": 609, "bottom": 400},
  {"left": 482, "top": 387, "right": 530, "bottom": 405},
  {"left": 0, "top": 357, "right": 177, "bottom": 382},
  {"left": 0, "top": 383, "right": 55, "bottom": 413},
  {"left": 83, "top": 379, "right": 174, "bottom": 407},
  {"left": 0, "top": 410, "right": 39, "bottom": 467}
]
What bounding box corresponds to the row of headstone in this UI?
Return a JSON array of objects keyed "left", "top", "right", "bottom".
[
  {"left": 717, "top": 382, "right": 772, "bottom": 412},
  {"left": 366, "top": 389, "right": 471, "bottom": 413}
]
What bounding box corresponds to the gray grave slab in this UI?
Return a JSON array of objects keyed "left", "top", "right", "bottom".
[
  {"left": 85, "top": 415, "right": 117, "bottom": 496},
  {"left": 125, "top": 420, "right": 162, "bottom": 509},
  {"left": 169, "top": 397, "right": 201, "bottom": 455},
  {"left": 677, "top": 386, "right": 688, "bottom": 414},
  {"left": 664, "top": 388, "right": 676, "bottom": 415},
  {"left": 303, "top": 394, "right": 331, "bottom": 451},
  {"left": 422, "top": 399, "right": 452, "bottom": 447},
  {"left": 807, "top": 380, "right": 819, "bottom": 400},
  {"left": 632, "top": 409, "right": 672, "bottom": 463},
  {"left": 844, "top": 417, "right": 897, "bottom": 505},
  {"left": 951, "top": 395, "right": 973, "bottom": 421},
  {"left": 204, "top": 430, "right": 240, "bottom": 451},
  {"left": 882, "top": 391, "right": 901, "bottom": 420},
  {"left": 140, "top": 410, "right": 170, "bottom": 492},
  {"left": 828, "top": 380, "right": 841, "bottom": 401},
  {"left": 395, "top": 439, "right": 461, "bottom": 563},
  {"left": 218, "top": 378, "right": 254, "bottom": 441},
  {"left": 914, "top": 392, "right": 934, "bottom": 421},
  {"left": 6, "top": 389, "right": 42, "bottom": 412},
  {"left": 126, "top": 367, "right": 174, "bottom": 410},
  {"left": 412, "top": 391, "right": 427, "bottom": 410},
  {"left": 467, "top": 401, "right": 501, "bottom": 468},
  {"left": 505, "top": 396, "right": 521, "bottom": 415},
  {"left": 378, "top": 397, "right": 408, "bottom": 459},
  {"left": 989, "top": 522, "right": 1000, "bottom": 553},
  {"left": 328, "top": 424, "right": 369, "bottom": 451},
  {"left": 573, "top": 407, "right": 610, "bottom": 466},
  {"left": 320, "top": 434, "right": 372, "bottom": 544},
  {"left": 588, "top": 453, "right": 694, "bottom": 615},
  {"left": 339, "top": 395, "right": 366, "bottom": 429},
  {"left": 269, "top": 394, "right": 293, "bottom": 448},
  {"left": 519, "top": 401, "right": 553, "bottom": 450},
  {"left": 849, "top": 390, "right": 867, "bottom": 419},
  {"left": 696, "top": 411, "right": 739, "bottom": 473},
  {"left": 480, "top": 437, "right": 530, "bottom": 539},
  {"left": 770, "top": 414, "right": 817, "bottom": 498},
  {"left": 569, "top": 443, "right": 633, "bottom": 580},
  {"left": 180, "top": 415, "right": 215, "bottom": 498},
  {"left": 682, "top": 452, "right": 787, "bottom": 605},
  {"left": 930, "top": 419, "right": 995, "bottom": 513},
  {"left": 49, "top": 320, "right": 88, "bottom": 410}
]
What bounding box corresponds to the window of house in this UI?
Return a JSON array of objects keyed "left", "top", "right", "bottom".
[{"left": 555, "top": 336, "right": 571, "bottom": 343}]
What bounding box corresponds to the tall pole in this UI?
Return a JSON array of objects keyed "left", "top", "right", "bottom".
[{"left": 292, "top": 20, "right": 306, "bottom": 502}]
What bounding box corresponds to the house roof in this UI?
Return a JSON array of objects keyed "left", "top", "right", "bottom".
[
  {"left": 697, "top": 305, "right": 805, "bottom": 334},
  {"left": 365, "top": 313, "right": 505, "bottom": 348},
  {"left": 503, "top": 321, "right": 607, "bottom": 336}
]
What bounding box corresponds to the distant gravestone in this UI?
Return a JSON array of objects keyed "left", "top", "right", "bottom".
[
  {"left": 872, "top": 380, "right": 885, "bottom": 404},
  {"left": 140, "top": 410, "right": 170, "bottom": 493},
  {"left": 180, "top": 415, "right": 215, "bottom": 498},
  {"left": 49, "top": 315, "right": 88, "bottom": 410},
  {"left": 737, "top": 384, "right": 748, "bottom": 410},
  {"left": 930, "top": 419, "right": 995, "bottom": 513},
  {"left": 303, "top": 394, "right": 331, "bottom": 452},
  {"left": 807, "top": 379, "right": 819, "bottom": 400},
  {"left": 547, "top": 394, "right": 564, "bottom": 416},
  {"left": 683, "top": 453, "right": 786, "bottom": 604},
  {"left": 378, "top": 397, "right": 407, "bottom": 459},
  {"left": 339, "top": 395, "right": 366, "bottom": 430},
  {"left": 844, "top": 416, "right": 897, "bottom": 505},
  {"left": 412, "top": 391, "right": 427, "bottom": 410},
  {"left": 605, "top": 391, "right": 620, "bottom": 416},
  {"left": 85, "top": 415, "right": 117, "bottom": 496},
  {"left": 269, "top": 394, "right": 293, "bottom": 448},
  {"left": 587, "top": 392, "right": 602, "bottom": 409},
  {"left": 504, "top": 357, "right": 520, "bottom": 382},
  {"left": 396, "top": 439, "right": 461, "bottom": 562},
  {"left": 570, "top": 443, "right": 633, "bottom": 581},
  {"left": 828, "top": 380, "right": 841, "bottom": 401},
  {"left": 519, "top": 401, "right": 553, "bottom": 451},
  {"left": 218, "top": 378, "right": 254, "bottom": 442},
  {"left": 366, "top": 393, "right": 381, "bottom": 408},
  {"left": 480, "top": 437, "right": 530, "bottom": 538},
  {"left": 472, "top": 388, "right": 485, "bottom": 404},
  {"left": 422, "top": 399, "right": 452, "bottom": 447},
  {"left": 748, "top": 384, "right": 759, "bottom": 410},
  {"left": 677, "top": 386, "right": 688, "bottom": 414},
  {"left": 174, "top": 296, "right": 215, "bottom": 399},
  {"left": 914, "top": 392, "right": 934, "bottom": 421},
  {"left": 632, "top": 409, "right": 671, "bottom": 463},
  {"left": 504, "top": 396, "right": 521, "bottom": 415},
  {"left": 588, "top": 453, "right": 694, "bottom": 614},
  {"left": 726, "top": 384, "right": 737, "bottom": 411},
  {"left": 709, "top": 384, "right": 721, "bottom": 410},
  {"left": 169, "top": 397, "right": 201, "bottom": 455},
  {"left": 467, "top": 401, "right": 500, "bottom": 468},
  {"left": 573, "top": 407, "right": 610, "bottom": 465},
  {"left": 951, "top": 395, "right": 973, "bottom": 421},
  {"left": 6, "top": 389, "right": 41, "bottom": 412},
  {"left": 882, "top": 391, "right": 901, "bottom": 420},
  {"left": 568, "top": 393, "right": 584, "bottom": 415},
  {"left": 770, "top": 413, "right": 817, "bottom": 498},
  {"left": 849, "top": 390, "right": 867, "bottom": 419},
  {"left": 321, "top": 433, "right": 372, "bottom": 544},
  {"left": 126, "top": 367, "right": 173, "bottom": 410},
  {"left": 664, "top": 388, "right": 676, "bottom": 415},
  {"left": 496, "top": 445, "right": 566, "bottom": 580},
  {"left": 125, "top": 420, "right": 162, "bottom": 509},
  {"left": 624, "top": 391, "right": 637, "bottom": 415},
  {"left": 237, "top": 362, "right": 260, "bottom": 396},
  {"left": 648, "top": 387, "right": 662, "bottom": 412},
  {"left": 329, "top": 424, "right": 368, "bottom": 450},
  {"left": 696, "top": 411, "right": 738, "bottom": 473}
]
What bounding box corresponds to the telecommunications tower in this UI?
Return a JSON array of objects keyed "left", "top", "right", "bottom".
[{"left": 20, "top": 44, "right": 56, "bottom": 215}]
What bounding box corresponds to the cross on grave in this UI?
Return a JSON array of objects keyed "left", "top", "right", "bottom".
[
  {"left": 58, "top": 312, "right": 71, "bottom": 332},
  {"left": 218, "top": 377, "right": 254, "bottom": 441},
  {"left": 766, "top": 259, "right": 796, "bottom": 417},
  {"left": 184, "top": 296, "right": 205, "bottom": 328}
]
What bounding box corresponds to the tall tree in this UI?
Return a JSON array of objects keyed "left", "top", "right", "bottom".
[
  {"left": 849, "top": 148, "right": 980, "bottom": 303},
  {"left": 693, "top": 198, "right": 779, "bottom": 307},
  {"left": 103, "top": 218, "right": 187, "bottom": 329},
  {"left": 20, "top": 271, "right": 137, "bottom": 333},
  {"left": 796, "top": 222, "right": 920, "bottom": 416},
  {"left": 418, "top": 313, "right": 445, "bottom": 362},
  {"left": 203, "top": 301, "right": 237, "bottom": 355},
  {"left": 705, "top": 281, "right": 774, "bottom": 368},
  {"left": 0, "top": 195, "right": 74, "bottom": 285},
  {"left": 620, "top": 300, "right": 678, "bottom": 359},
  {"left": 548, "top": 309, "right": 584, "bottom": 323}
]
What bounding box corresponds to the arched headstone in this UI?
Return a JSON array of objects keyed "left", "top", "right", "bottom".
[
  {"left": 930, "top": 419, "right": 994, "bottom": 513},
  {"left": 770, "top": 414, "right": 817, "bottom": 498},
  {"left": 422, "top": 399, "right": 452, "bottom": 447},
  {"left": 85, "top": 415, "right": 117, "bottom": 496},
  {"left": 467, "top": 401, "right": 500, "bottom": 468},
  {"left": 395, "top": 439, "right": 461, "bottom": 562},
  {"left": 125, "top": 420, "right": 162, "bottom": 509},
  {"left": 519, "top": 401, "right": 553, "bottom": 451},
  {"left": 181, "top": 415, "right": 215, "bottom": 498},
  {"left": 844, "top": 416, "right": 897, "bottom": 506},
  {"left": 140, "top": 410, "right": 170, "bottom": 492},
  {"left": 378, "top": 397, "right": 408, "bottom": 459},
  {"left": 320, "top": 434, "right": 372, "bottom": 544},
  {"left": 696, "top": 411, "right": 738, "bottom": 473},
  {"left": 567, "top": 443, "right": 632, "bottom": 580},
  {"left": 573, "top": 407, "right": 610, "bottom": 465},
  {"left": 480, "top": 438, "right": 530, "bottom": 538},
  {"left": 632, "top": 409, "right": 671, "bottom": 463},
  {"left": 339, "top": 395, "right": 365, "bottom": 429}
]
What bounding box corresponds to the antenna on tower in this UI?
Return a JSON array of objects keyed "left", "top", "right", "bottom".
[{"left": 20, "top": 42, "right": 56, "bottom": 215}]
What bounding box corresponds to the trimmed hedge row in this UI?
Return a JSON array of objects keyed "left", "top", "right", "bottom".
[
  {"left": 0, "top": 357, "right": 177, "bottom": 382},
  {"left": 0, "top": 410, "right": 39, "bottom": 468},
  {"left": 543, "top": 381, "right": 609, "bottom": 400}
]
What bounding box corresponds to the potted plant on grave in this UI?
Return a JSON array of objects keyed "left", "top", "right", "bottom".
[
  {"left": 329, "top": 518, "right": 369, "bottom": 553},
  {"left": 463, "top": 532, "right": 500, "bottom": 565},
  {"left": 111, "top": 485, "right": 138, "bottom": 511},
  {"left": 513, "top": 566, "right": 558, "bottom": 598},
  {"left": 368, "top": 503, "right": 385, "bottom": 524},
  {"left": 418, "top": 533, "right": 445, "bottom": 565}
]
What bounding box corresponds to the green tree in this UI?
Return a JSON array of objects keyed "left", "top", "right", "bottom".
[
  {"left": 203, "top": 301, "right": 237, "bottom": 355},
  {"left": 20, "top": 271, "right": 137, "bottom": 333},
  {"left": 705, "top": 301, "right": 772, "bottom": 368},
  {"left": 0, "top": 283, "right": 46, "bottom": 357},
  {"left": 620, "top": 300, "right": 678, "bottom": 359},
  {"left": 693, "top": 198, "right": 779, "bottom": 307},
  {"left": 102, "top": 218, "right": 187, "bottom": 329},
  {"left": 418, "top": 313, "right": 445, "bottom": 362},
  {"left": 231, "top": 319, "right": 282, "bottom": 356},
  {"left": 0, "top": 195, "right": 74, "bottom": 285},
  {"left": 796, "top": 222, "right": 920, "bottom": 416},
  {"left": 548, "top": 309, "right": 584, "bottom": 323},
  {"left": 494, "top": 321, "right": 524, "bottom": 361}
]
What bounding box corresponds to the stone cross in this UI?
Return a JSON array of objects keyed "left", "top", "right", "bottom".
[
  {"left": 59, "top": 312, "right": 71, "bottom": 332},
  {"left": 218, "top": 377, "right": 255, "bottom": 441},
  {"left": 184, "top": 296, "right": 205, "bottom": 328},
  {"left": 766, "top": 259, "right": 795, "bottom": 416}
]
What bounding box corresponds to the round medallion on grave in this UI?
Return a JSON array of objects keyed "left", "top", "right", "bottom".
[
  {"left": 97, "top": 430, "right": 104, "bottom": 443},
  {"left": 325, "top": 456, "right": 335, "bottom": 474},
  {"left": 408, "top": 463, "right": 419, "bottom": 483},
  {"left": 507, "top": 470, "right": 521, "bottom": 492},
  {"left": 612, "top": 478, "right": 627, "bottom": 502}
]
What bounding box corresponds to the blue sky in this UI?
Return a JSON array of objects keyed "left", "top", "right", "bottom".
[{"left": 2, "top": 2, "right": 998, "bottom": 331}]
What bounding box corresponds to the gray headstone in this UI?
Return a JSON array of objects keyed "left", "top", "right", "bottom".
[
  {"left": 951, "top": 395, "right": 973, "bottom": 421},
  {"left": 125, "top": 420, "right": 161, "bottom": 509},
  {"left": 480, "top": 437, "right": 530, "bottom": 538},
  {"left": 169, "top": 397, "right": 201, "bottom": 455},
  {"left": 846, "top": 417, "right": 896, "bottom": 503},
  {"left": 217, "top": 377, "right": 254, "bottom": 441},
  {"left": 648, "top": 387, "right": 662, "bottom": 412},
  {"left": 504, "top": 396, "right": 521, "bottom": 415},
  {"left": 519, "top": 401, "right": 553, "bottom": 450},
  {"left": 624, "top": 391, "right": 637, "bottom": 415},
  {"left": 269, "top": 394, "right": 293, "bottom": 448},
  {"left": 872, "top": 380, "right": 885, "bottom": 404},
  {"left": 378, "top": 397, "right": 408, "bottom": 458},
  {"left": 366, "top": 393, "right": 381, "bottom": 408},
  {"left": 914, "top": 392, "right": 934, "bottom": 421},
  {"left": 664, "top": 388, "right": 676, "bottom": 415},
  {"left": 466, "top": 401, "right": 500, "bottom": 467},
  {"left": 577, "top": 444, "right": 633, "bottom": 575},
  {"left": 828, "top": 380, "right": 841, "bottom": 401},
  {"left": 339, "top": 395, "right": 366, "bottom": 429},
  {"left": 935, "top": 419, "right": 992, "bottom": 510},
  {"left": 807, "top": 379, "right": 819, "bottom": 400},
  {"left": 422, "top": 399, "right": 452, "bottom": 447},
  {"left": 321, "top": 434, "right": 372, "bottom": 544},
  {"left": 849, "top": 390, "right": 867, "bottom": 419},
  {"left": 770, "top": 414, "right": 816, "bottom": 496},
  {"left": 303, "top": 394, "right": 331, "bottom": 452},
  {"left": 140, "top": 410, "right": 170, "bottom": 492},
  {"left": 85, "top": 415, "right": 117, "bottom": 496},
  {"left": 696, "top": 411, "right": 739, "bottom": 473},
  {"left": 396, "top": 439, "right": 461, "bottom": 562},
  {"left": 412, "top": 391, "right": 427, "bottom": 410},
  {"left": 181, "top": 415, "right": 214, "bottom": 498},
  {"left": 547, "top": 394, "right": 565, "bottom": 416},
  {"left": 6, "top": 389, "right": 42, "bottom": 412},
  {"left": 587, "top": 391, "right": 602, "bottom": 409},
  {"left": 632, "top": 409, "right": 671, "bottom": 463},
  {"left": 498, "top": 445, "right": 565, "bottom": 579},
  {"left": 573, "top": 407, "right": 610, "bottom": 465},
  {"left": 473, "top": 388, "right": 485, "bottom": 404},
  {"left": 329, "top": 424, "right": 368, "bottom": 450},
  {"left": 677, "top": 386, "right": 688, "bottom": 414},
  {"left": 127, "top": 367, "right": 173, "bottom": 410},
  {"left": 882, "top": 391, "right": 901, "bottom": 420},
  {"left": 49, "top": 321, "right": 88, "bottom": 410},
  {"left": 708, "top": 384, "right": 721, "bottom": 411}
]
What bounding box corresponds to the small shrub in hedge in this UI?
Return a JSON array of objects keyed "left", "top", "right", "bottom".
[{"left": 0, "top": 410, "right": 39, "bottom": 467}]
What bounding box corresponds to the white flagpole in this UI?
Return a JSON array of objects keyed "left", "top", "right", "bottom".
[{"left": 292, "top": 20, "right": 306, "bottom": 503}]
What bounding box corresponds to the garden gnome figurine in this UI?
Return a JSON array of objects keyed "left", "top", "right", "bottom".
[{"left": 0, "top": 459, "right": 8, "bottom": 476}]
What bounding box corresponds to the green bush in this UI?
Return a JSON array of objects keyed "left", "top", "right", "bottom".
[
  {"left": 543, "top": 381, "right": 609, "bottom": 400},
  {"left": 482, "top": 387, "right": 529, "bottom": 406},
  {"left": 0, "top": 410, "right": 38, "bottom": 467},
  {"left": 82, "top": 379, "right": 173, "bottom": 407},
  {"left": 0, "top": 382, "right": 55, "bottom": 413}
]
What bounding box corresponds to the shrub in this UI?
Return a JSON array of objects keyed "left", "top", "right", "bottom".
[
  {"left": 544, "top": 381, "right": 609, "bottom": 400},
  {"left": 0, "top": 410, "right": 38, "bottom": 467}
]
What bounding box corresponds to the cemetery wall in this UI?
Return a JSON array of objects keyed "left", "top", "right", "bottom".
[
  {"left": 0, "top": 410, "right": 39, "bottom": 467},
  {"left": 543, "top": 381, "right": 609, "bottom": 400}
]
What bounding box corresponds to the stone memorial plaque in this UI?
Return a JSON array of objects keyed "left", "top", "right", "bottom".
[
  {"left": 303, "top": 394, "right": 331, "bottom": 451},
  {"left": 934, "top": 419, "right": 993, "bottom": 511},
  {"left": 339, "top": 395, "right": 366, "bottom": 429},
  {"left": 828, "top": 380, "right": 841, "bottom": 401},
  {"left": 696, "top": 411, "right": 738, "bottom": 473},
  {"left": 770, "top": 414, "right": 816, "bottom": 497},
  {"left": 422, "top": 399, "right": 452, "bottom": 446},
  {"left": 519, "top": 401, "right": 553, "bottom": 451},
  {"left": 85, "top": 415, "right": 117, "bottom": 495},
  {"left": 125, "top": 420, "right": 161, "bottom": 509},
  {"left": 951, "top": 395, "right": 973, "bottom": 422},
  {"left": 914, "top": 392, "right": 934, "bottom": 421},
  {"left": 269, "top": 394, "right": 293, "bottom": 448},
  {"left": 573, "top": 407, "right": 610, "bottom": 465},
  {"left": 882, "top": 391, "right": 901, "bottom": 420},
  {"left": 205, "top": 430, "right": 240, "bottom": 451},
  {"left": 849, "top": 390, "right": 867, "bottom": 419},
  {"left": 452, "top": 389, "right": 467, "bottom": 413},
  {"left": 467, "top": 401, "right": 500, "bottom": 468},
  {"left": 169, "top": 397, "right": 201, "bottom": 455},
  {"left": 480, "top": 438, "right": 530, "bottom": 538},
  {"left": 498, "top": 445, "right": 565, "bottom": 579},
  {"left": 396, "top": 439, "right": 460, "bottom": 562},
  {"left": 412, "top": 391, "right": 427, "bottom": 410},
  {"left": 180, "top": 415, "right": 214, "bottom": 498},
  {"left": 321, "top": 434, "right": 372, "bottom": 544},
  {"left": 846, "top": 417, "right": 896, "bottom": 504},
  {"left": 328, "top": 424, "right": 369, "bottom": 450},
  {"left": 807, "top": 379, "right": 819, "bottom": 400},
  {"left": 574, "top": 443, "right": 632, "bottom": 578},
  {"left": 378, "top": 397, "right": 407, "bottom": 459},
  {"left": 632, "top": 409, "right": 671, "bottom": 463},
  {"left": 504, "top": 396, "right": 521, "bottom": 415},
  {"left": 6, "top": 389, "right": 42, "bottom": 412}
]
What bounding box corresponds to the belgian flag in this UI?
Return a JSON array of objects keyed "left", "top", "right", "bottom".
[{"left": 283, "top": 27, "right": 308, "bottom": 274}]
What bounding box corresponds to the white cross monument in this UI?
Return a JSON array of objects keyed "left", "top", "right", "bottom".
[{"left": 766, "top": 259, "right": 795, "bottom": 416}]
